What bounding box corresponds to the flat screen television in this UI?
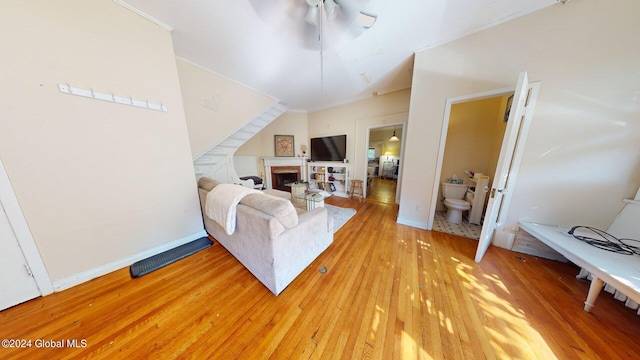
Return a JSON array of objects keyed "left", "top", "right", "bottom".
[{"left": 310, "top": 134, "right": 347, "bottom": 162}]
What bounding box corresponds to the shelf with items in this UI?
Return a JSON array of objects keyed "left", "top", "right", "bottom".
[
  {"left": 466, "top": 175, "right": 490, "bottom": 225},
  {"left": 307, "top": 162, "right": 350, "bottom": 198}
]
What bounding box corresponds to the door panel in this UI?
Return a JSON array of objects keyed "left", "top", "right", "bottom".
[
  {"left": 475, "top": 71, "right": 539, "bottom": 262},
  {"left": 0, "top": 201, "right": 41, "bottom": 310}
]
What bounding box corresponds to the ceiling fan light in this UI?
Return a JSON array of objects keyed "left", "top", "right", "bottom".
[
  {"left": 357, "top": 12, "right": 377, "bottom": 28},
  {"left": 324, "top": 0, "right": 340, "bottom": 21},
  {"left": 305, "top": 5, "right": 319, "bottom": 26}
]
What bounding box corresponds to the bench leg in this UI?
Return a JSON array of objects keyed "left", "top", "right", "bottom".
[{"left": 584, "top": 277, "right": 605, "bottom": 312}]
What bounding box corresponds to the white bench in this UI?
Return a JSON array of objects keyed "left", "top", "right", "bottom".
[{"left": 519, "top": 221, "right": 640, "bottom": 312}]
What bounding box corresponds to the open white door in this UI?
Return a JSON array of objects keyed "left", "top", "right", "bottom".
[
  {"left": 0, "top": 158, "right": 52, "bottom": 310},
  {"left": 475, "top": 71, "right": 540, "bottom": 262},
  {"left": 0, "top": 200, "right": 41, "bottom": 310}
]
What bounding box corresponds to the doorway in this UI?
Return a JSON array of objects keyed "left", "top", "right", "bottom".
[
  {"left": 0, "top": 158, "right": 52, "bottom": 310},
  {"left": 0, "top": 200, "right": 42, "bottom": 310},
  {"left": 365, "top": 124, "right": 404, "bottom": 204},
  {"left": 428, "top": 72, "right": 540, "bottom": 263},
  {"left": 431, "top": 95, "right": 511, "bottom": 239}
]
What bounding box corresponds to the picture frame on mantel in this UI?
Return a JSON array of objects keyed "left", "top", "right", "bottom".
[{"left": 274, "top": 135, "right": 295, "bottom": 157}]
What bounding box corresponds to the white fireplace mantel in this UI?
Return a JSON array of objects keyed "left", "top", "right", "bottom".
[{"left": 262, "top": 157, "right": 307, "bottom": 189}]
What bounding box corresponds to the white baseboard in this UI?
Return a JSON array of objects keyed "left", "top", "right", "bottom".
[
  {"left": 396, "top": 217, "right": 429, "bottom": 230},
  {"left": 52, "top": 230, "right": 208, "bottom": 292}
]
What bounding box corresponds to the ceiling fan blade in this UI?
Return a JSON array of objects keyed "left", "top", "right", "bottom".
[{"left": 247, "top": 0, "right": 374, "bottom": 50}]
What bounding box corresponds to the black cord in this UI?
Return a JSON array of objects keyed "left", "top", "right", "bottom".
[{"left": 568, "top": 226, "right": 640, "bottom": 256}]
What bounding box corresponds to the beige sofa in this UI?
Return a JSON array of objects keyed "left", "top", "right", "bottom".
[{"left": 197, "top": 177, "right": 333, "bottom": 295}]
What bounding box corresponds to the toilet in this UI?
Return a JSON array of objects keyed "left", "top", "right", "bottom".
[{"left": 442, "top": 182, "right": 471, "bottom": 224}]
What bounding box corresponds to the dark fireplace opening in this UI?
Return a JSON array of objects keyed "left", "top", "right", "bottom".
[
  {"left": 270, "top": 165, "right": 301, "bottom": 191},
  {"left": 273, "top": 172, "right": 299, "bottom": 191}
]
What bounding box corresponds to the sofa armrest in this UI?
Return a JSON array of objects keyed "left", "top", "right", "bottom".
[
  {"left": 297, "top": 207, "right": 332, "bottom": 233},
  {"left": 270, "top": 207, "right": 333, "bottom": 294}
]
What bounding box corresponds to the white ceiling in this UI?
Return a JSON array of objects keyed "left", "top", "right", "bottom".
[{"left": 119, "top": 0, "right": 561, "bottom": 112}]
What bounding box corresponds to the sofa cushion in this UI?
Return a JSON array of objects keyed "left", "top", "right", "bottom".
[
  {"left": 262, "top": 188, "right": 291, "bottom": 200},
  {"left": 198, "top": 177, "right": 298, "bottom": 228},
  {"left": 198, "top": 177, "right": 221, "bottom": 192},
  {"left": 240, "top": 193, "right": 299, "bottom": 228}
]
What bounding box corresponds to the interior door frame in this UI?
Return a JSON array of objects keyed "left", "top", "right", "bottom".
[
  {"left": 0, "top": 158, "right": 53, "bottom": 296},
  {"left": 427, "top": 85, "right": 519, "bottom": 230},
  {"left": 363, "top": 122, "right": 405, "bottom": 203}
]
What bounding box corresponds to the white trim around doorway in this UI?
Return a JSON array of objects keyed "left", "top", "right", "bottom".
[
  {"left": 427, "top": 85, "right": 516, "bottom": 230},
  {"left": 0, "top": 159, "right": 53, "bottom": 295}
]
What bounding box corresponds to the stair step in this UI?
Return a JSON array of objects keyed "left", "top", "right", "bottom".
[
  {"left": 234, "top": 130, "right": 259, "bottom": 138},
  {"left": 241, "top": 124, "right": 262, "bottom": 132},
  {"left": 217, "top": 138, "right": 241, "bottom": 145},
  {"left": 229, "top": 132, "right": 253, "bottom": 140},
  {"left": 198, "top": 150, "right": 225, "bottom": 157},
  {"left": 218, "top": 139, "right": 245, "bottom": 148},
  {"left": 195, "top": 159, "right": 218, "bottom": 166},
  {"left": 193, "top": 101, "right": 289, "bottom": 182}
]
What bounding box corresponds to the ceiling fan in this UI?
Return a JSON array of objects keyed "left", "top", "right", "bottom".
[
  {"left": 304, "top": 0, "right": 340, "bottom": 26},
  {"left": 248, "top": 0, "right": 376, "bottom": 50}
]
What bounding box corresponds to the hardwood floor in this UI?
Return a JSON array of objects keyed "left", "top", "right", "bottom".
[
  {"left": 1, "top": 197, "right": 639, "bottom": 359},
  {"left": 366, "top": 177, "right": 397, "bottom": 204}
]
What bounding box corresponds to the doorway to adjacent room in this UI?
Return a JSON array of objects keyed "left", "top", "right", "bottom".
[
  {"left": 365, "top": 124, "right": 404, "bottom": 204},
  {"left": 427, "top": 72, "right": 540, "bottom": 262}
]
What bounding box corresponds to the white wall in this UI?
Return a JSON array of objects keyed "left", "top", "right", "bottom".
[
  {"left": 400, "top": 0, "right": 640, "bottom": 235},
  {"left": 0, "top": 1, "right": 204, "bottom": 284}
]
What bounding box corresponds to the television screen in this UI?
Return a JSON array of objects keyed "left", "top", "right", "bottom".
[{"left": 310, "top": 135, "right": 346, "bottom": 162}]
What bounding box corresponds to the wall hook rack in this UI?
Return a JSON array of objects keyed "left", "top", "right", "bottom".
[{"left": 58, "top": 84, "right": 168, "bottom": 112}]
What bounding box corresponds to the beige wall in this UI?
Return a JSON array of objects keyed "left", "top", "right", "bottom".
[
  {"left": 236, "top": 111, "right": 309, "bottom": 175},
  {"left": 486, "top": 96, "right": 511, "bottom": 186},
  {"left": 400, "top": 0, "right": 640, "bottom": 233},
  {"left": 309, "top": 90, "right": 411, "bottom": 187},
  {"left": 227, "top": 91, "right": 412, "bottom": 195},
  {"left": 369, "top": 129, "right": 402, "bottom": 156},
  {"left": 0, "top": 1, "right": 203, "bottom": 282},
  {"left": 176, "top": 59, "right": 278, "bottom": 158},
  {"left": 441, "top": 97, "right": 506, "bottom": 185}
]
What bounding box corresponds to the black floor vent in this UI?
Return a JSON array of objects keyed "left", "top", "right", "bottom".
[{"left": 130, "top": 237, "right": 212, "bottom": 278}]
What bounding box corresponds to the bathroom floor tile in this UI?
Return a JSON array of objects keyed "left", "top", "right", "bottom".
[{"left": 433, "top": 211, "right": 482, "bottom": 240}]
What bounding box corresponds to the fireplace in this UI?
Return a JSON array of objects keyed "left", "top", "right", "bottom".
[
  {"left": 271, "top": 166, "right": 301, "bottom": 191},
  {"left": 262, "top": 157, "right": 306, "bottom": 190}
]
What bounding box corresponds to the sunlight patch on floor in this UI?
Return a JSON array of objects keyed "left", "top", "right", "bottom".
[
  {"left": 368, "top": 305, "right": 383, "bottom": 344},
  {"left": 401, "top": 329, "right": 433, "bottom": 360},
  {"left": 455, "top": 261, "right": 558, "bottom": 359},
  {"left": 438, "top": 311, "right": 454, "bottom": 334}
]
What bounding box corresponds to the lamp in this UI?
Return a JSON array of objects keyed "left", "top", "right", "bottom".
[
  {"left": 357, "top": 12, "right": 377, "bottom": 28},
  {"left": 389, "top": 126, "right": 400, "bottom": 142}
]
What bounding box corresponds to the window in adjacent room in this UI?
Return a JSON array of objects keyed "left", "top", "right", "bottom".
[{"left": 368, "top": 148, "right": 376, "bottom": 162}]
